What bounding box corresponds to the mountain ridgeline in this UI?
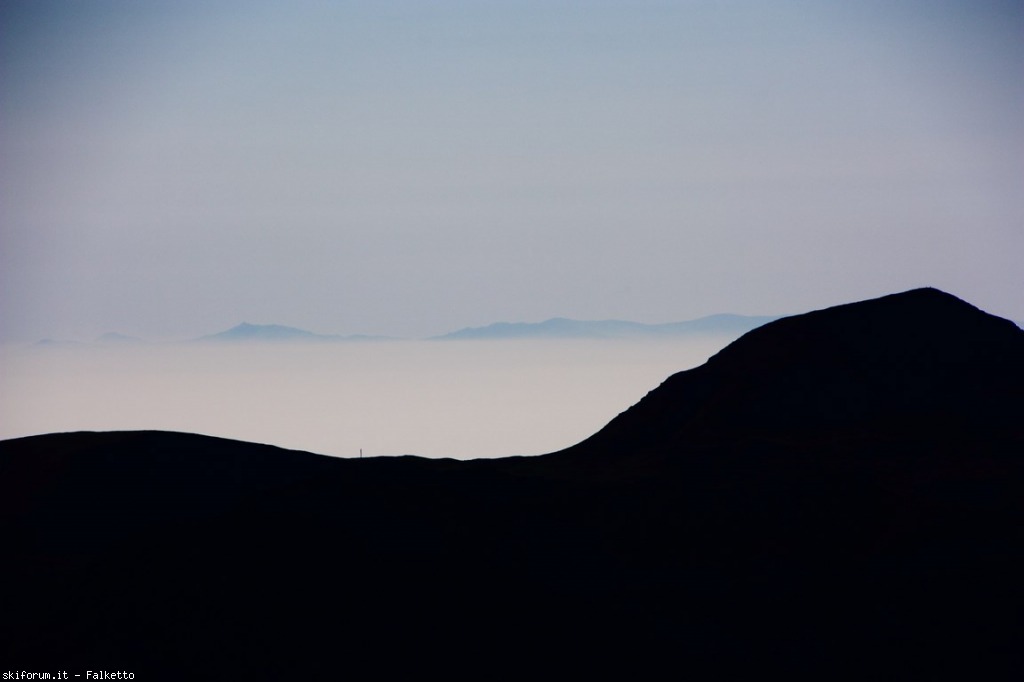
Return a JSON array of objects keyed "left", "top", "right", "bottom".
[
  {"left": 432, "top": 313, "right": 778, "bottom": 339},
  {"left": 193, "top": 322, "right": 389, "bottom": 343},
  {"left": 566, "top": 287, "right": 1023, "bottom": 456},
  {"left": 35, "top": 313, "right": 778, "bottom": 345},
  {"left": 2, "top": 288, "right": 1022, "bottom": 678}
]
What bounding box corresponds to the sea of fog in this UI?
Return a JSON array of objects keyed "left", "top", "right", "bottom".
[{"left": 0, "top": 337, "right": 735, "bottom": 459}]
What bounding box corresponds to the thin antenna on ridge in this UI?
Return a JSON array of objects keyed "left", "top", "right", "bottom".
[{"left": 360, "top": 448, "right": 363, "bottom": 459}]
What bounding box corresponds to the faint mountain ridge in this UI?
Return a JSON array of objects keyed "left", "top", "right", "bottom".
[
  {"left": 31, "top": 314, "right": 779, "bottom": 346},
  {"left": 31, "top": 332, "right": 145, "bottom": 348},
  {"left": 94, "top": 332, "right": 146, "bottom": 345},
  {"left": 32, "top": 338, "right": 85, "bottom": 348},
  {"left": 434, "top": 313, "right": 779, "bottom": 340},
  {"left": 194, "top": 322, "right": 332, "bottom": 343},
  {"left": 192, "top": 322, "right": 390, "bottom": 343}
]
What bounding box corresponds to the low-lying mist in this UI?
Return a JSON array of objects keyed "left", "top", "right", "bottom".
[{"left": 1, "top": 337, "right": 734, "bottom": 459}]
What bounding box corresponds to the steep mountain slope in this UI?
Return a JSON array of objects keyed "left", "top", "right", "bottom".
[
  {"left": 2, "top": 288, "right": 1021, "bottom": 678},
  {"left": 565, "top": 287, "right": 1023, "bottom": 456}
]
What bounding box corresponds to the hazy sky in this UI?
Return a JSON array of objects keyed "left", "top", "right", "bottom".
[{"left": 3, "top": 0, "right": 1021, "bottom": 342}]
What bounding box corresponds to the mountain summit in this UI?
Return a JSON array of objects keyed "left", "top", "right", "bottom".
[
  {"left": 568, "top": 287, "right": 1023, "bottom": 456},
  {"left": 2, "top": 288, "right": 1022, "bottom": 677}
]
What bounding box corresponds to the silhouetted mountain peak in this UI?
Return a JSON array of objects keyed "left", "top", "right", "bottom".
[
  {"left": 569, "top": 288, "right": 1024, "bottom": 455},
  {"left": 709, "top": 287, "right": 1020, "bottom": 371}
]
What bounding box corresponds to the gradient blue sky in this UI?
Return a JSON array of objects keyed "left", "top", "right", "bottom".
[{"left": 2, "top": 0, "right": 1021, "bottom": 342}]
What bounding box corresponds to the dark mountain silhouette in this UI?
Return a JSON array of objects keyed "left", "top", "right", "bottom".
[
  {"left": 566, "top": 287, "right": 1022, "bottom": 456},
  {"left": 2, "top": 288, "right": 1022, "bottom": 678},
  {"left": 434, "top": 313, "right": 778, "bottom": 339}
]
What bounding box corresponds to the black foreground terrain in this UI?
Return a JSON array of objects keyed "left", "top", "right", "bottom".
[{"left": 3, "top": 288, "right": 1022, "bottom": 678}]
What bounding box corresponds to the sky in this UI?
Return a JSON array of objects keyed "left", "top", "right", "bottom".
[{"left": 2, "top": 0, "right": 1022, "bottom": 343}]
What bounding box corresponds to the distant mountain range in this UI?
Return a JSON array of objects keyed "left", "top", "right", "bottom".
[
  {"left": 33, "top": 331, "right": 147, "bottom": 347},
  {"left": 4, "top": 287, "right": 1022, "bottom": 677},
  {"left": 193, "top": 322, "right": 389, "bottom": 343},
  {"left": 432, "top": 313, "right": 779, "bottom": 340},
  {"left": 33, "top": 314, "right": 780, "bottom": 346}
]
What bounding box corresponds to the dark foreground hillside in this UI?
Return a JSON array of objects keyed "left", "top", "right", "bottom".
[{"left": 3, "top": 289, "right": 1022, "bottom": 678}]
